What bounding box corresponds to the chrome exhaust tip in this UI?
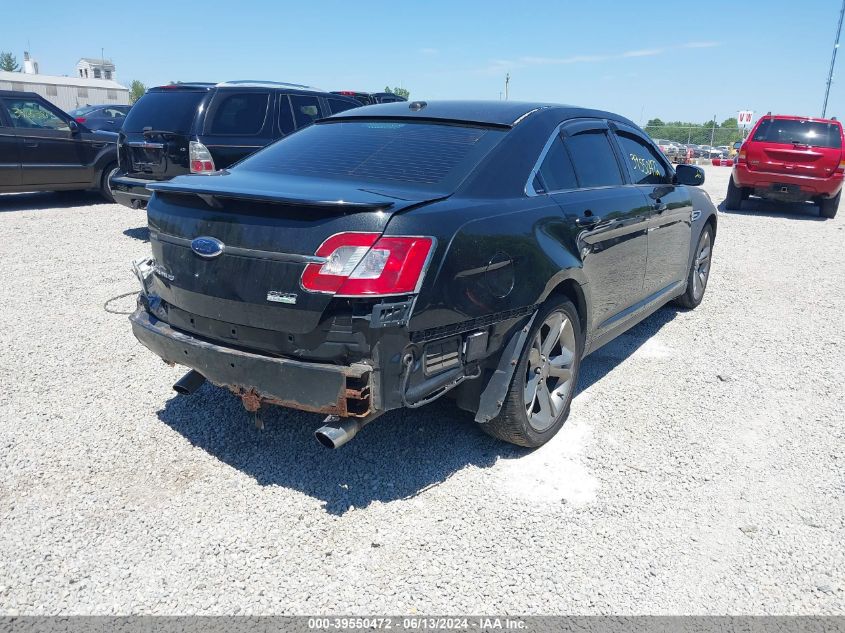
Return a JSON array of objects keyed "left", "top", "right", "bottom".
[
  {"left": 173, "top": 370, "right": 206, "bottom": 395},
  {"left": 315, "top": 416, "right": 362, "bottom": 449}
]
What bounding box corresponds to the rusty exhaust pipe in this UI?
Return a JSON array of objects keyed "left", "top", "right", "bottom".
[
  {"left": 173, "top": 370, "right": 206, "bottom": 395},
  {"left": 315, "top": 416, "right": 361, "bottom": 449}
]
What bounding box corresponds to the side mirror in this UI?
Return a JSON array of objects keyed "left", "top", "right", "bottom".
[
  {"left": 68, "top": 120, "right": 80, "bottom": 134},
  {"left": 733, "top": 141, "right": 742, "bottom": 150},
  {"left": 675, "top": 164, "right": 705, "bottom": 186}
]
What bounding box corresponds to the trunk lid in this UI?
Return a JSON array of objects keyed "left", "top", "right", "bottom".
[
  {"left": 145, "top": 170, "right": 442, "bottom": 335},
  {"left": 744, "top": 117, "right": 843, "bottom": 178}
]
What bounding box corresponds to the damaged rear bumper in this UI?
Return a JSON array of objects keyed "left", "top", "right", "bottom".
[{"left": 129, "top": 307, "right": 373, "bottom": 417}]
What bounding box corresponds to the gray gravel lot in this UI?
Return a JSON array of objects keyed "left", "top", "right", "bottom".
[{"left": 0, "top": 166, "right": 843, "bottom": 615}]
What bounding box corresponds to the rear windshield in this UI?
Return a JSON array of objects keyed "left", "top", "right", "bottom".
[
  {"left": 238, "top": 120, "right": 507, "bottom": 191},
  {"left": 752, "top": 118, "right": 842, "bottom": 149},
  {"left": 122, "top": 90, "right": 206, "bottom": 133},
  {"left": 69, "top": 105, "right": 98, "bottom": 116}
]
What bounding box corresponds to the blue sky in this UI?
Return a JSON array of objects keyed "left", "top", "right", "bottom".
[{"left": 2, "top": 0, "right": 843, "bottom": 123}]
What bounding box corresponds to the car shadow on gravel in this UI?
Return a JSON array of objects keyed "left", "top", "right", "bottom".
[
  {"left": 123, "top": 226, "right": 150, "bottom": 241},
  {"left": 156, "top": 306, "right": 680, "bottom": 514},
  {"left": 0, "top": 191, "right": 105, "bottom": 211},
  {"left": 718, "top": 198, "right": 825, "bottom": 220},
  {"left": 157, "top": 389, "right": 522, "bottom": 515}
]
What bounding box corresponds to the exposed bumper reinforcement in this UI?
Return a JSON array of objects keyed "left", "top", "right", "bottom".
[{"left": 130, "top": 308, "right": 373, "bottom": 417}]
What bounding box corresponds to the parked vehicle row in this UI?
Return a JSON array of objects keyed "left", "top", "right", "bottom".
[{"left": 129, "top": 100, "right": 717, "bottom": 449}]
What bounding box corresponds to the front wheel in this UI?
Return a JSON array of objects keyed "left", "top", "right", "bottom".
[
  {"left": 674, "top": 224, "right": 713, "bottom": 309},
  {"left": 481, "top": 298, "right": 583, "bottom": 448},
  {"left": 99, "top": 163, "right": 118, "bottom": 203},
  {"left": 819, "top": 191, "right": 840, "bottom": 219},
  {"left": 725, "top": 178, "right": 742, "bottom": 210}
]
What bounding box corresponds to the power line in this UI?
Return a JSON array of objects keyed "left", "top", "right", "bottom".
[{"left": 822, "top": 0, "right": 845, "bottom": 117}]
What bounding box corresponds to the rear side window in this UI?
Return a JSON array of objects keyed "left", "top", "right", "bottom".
[
  {"left": 327, "top": 97, "right": 358, "bottom": 115},
  {"left": 534, "top": 136, "right": 578, "bottom": 193},
  {"left": 565, "top": 130, "right": 624, "bottom": 187},
  {"left": 290, "top": 94, "right": 321, "bottom": 130},
  {"left": 205, "top": 91, "right": 269, "bottom": 135},
  {"left": 239, "top": 120, "right": 506, "bottom": 192},
  {"left": 752, "top": 118, "right": 842, "bottom": 149},
  {"left": 122, "top": 90, "right": 206, "bottom": 133},
  {"left": 615, "top": 132, "right": 670, "bottom": 185}
]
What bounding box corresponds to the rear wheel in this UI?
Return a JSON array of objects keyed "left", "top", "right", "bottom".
[
  {"left": 481, "top": 298, "right": 582, "bottom": 448},
  {"left": 674, "top": 224, "right": 713, "bottom": 309},
  {"left": 819, "top": 191, "right": 840, "bottom": 219},
  {"left": 99, "top": 163, "right": 118, "bottom": 203},
  {"left": 725, "top": 178, "right": 742, "bottom": 210}
]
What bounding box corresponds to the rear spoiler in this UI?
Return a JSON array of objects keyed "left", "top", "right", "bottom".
[{"left": 146, "top": 180, "right": 395, "bottom": 211}]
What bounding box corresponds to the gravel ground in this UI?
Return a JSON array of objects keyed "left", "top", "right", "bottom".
[{"left": 0, "top": 166, "right": 843, "bottom": 615}]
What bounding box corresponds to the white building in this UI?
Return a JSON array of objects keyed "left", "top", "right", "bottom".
[
  {"left": 0, "top": 53, "right": 129, "bottom": 112},
  {"left": 76, "top": 57, "right": 116, "bottom": 81}
]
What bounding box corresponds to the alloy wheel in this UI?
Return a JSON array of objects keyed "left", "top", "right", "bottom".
[
  {"left": 523, "top": 311, "right": 577, "bottom": 432},
  {"left": 692, "top": 231, "right": 711, "bottom": 301}
]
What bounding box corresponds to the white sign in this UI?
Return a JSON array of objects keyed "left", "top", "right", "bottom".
[{"left": 738, "top": 110, "right": 754, "bottom": 128}]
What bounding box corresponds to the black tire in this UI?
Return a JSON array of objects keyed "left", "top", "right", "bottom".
[
  {"left": 481, "top": 297, "right": 583, "bottom": 448},
  {"left": 725, "top": 178, "right": 742, "bottom": 210},
  {"left": 819, "top": 191, "right": 840, "bottom": 219},
  {"left": 674, "top": 223, "right": 714, "bottom": 309},
  {"left": 99, "top": 163, "right": 118, "bottom": 203}
]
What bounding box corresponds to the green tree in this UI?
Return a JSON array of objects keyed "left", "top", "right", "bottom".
[
  {"left": 129, "top": 80, "right": 146, "bottom": 104},
  {"left": 0, "top": 52, "right": 20, "bottom": 72},
  {"left": 384, "top": 85, "right": 410, "bottom": 99}
]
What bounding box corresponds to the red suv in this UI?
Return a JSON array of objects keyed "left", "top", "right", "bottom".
[{"left": 727, "top": 114, "right": 844, "bottom": 218}]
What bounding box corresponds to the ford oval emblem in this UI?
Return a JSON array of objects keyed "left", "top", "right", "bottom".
[{"left": 190, "top": 236, "right": 224, "bottom": 259}]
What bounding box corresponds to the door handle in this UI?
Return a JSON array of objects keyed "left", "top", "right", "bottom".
[
  {"left": 23, "top": 142, "right": 39, "bottom": 148},
  {"left": 575, "top": 214, "right": 602, "bottom": 228},
  {"left": 653, "top": 200, "right": 668, "bottom": 213},
  {"left": 91, "top": 142, "right": 106, "bottom": 149}
]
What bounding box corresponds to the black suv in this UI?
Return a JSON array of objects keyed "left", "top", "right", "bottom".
[
  {"left": 0, "top": 90, "right": 118, "bottom": 201},
  {"left": 110, "top": 81, "right": 360, "bottom": 209},
  {"left": 331, "top": 91, "right": 408, "bottom": 105}
]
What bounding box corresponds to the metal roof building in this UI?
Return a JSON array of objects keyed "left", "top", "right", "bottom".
[{"left": 0, "top": 70, "right": 129, "bottom": 112}]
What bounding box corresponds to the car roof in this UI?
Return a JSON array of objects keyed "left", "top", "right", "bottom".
[
  {"left": 326, "top": 100, "right": 638, "bottom": 128},
  {"left": 759, "top": 114, "right": 841, "bottom": 126},
  {"left": 0, "top": 90, "right": 42, "bottom": 98}
]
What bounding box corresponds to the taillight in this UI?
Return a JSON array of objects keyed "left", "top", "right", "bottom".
[
  {"left": 189, "top": 140, "right": 215, "bottom": 173},
  {"left": 836, "top": 159, "right": 845, "bottom": 174},
  {"left": 75, "top": 117, "right": 86, "bottom": 123},
  {"left": 301, "top": 232, "right": 434, "bottom": 297},
  {"left": 737, "top": 150, "right": 747, "bottom": 164}
]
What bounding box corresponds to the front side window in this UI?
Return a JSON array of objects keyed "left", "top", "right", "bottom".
[
  {"left": 3, "top": 99, "right": 69, "bottom": 131},
  {"left": 206, "top": 92, "right": 269, "bottom": 135},
  {"left": 289, "top": 94, "right": 321, "bottom": 130},
  {"left": 615, "top": 132, "right": 670, "bottom": 185},
  {"left": 565, "top": 130, "right": 623, "bottom": 188},
  {"left": 534, "top": 135, "right": 578, "bottom": 193}
]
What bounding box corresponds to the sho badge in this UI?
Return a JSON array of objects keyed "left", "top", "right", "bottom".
[{"left": 266, "top": 291, "right": 298, "bottom": 305}]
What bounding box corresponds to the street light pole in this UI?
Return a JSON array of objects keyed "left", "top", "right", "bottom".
[{"left": 822, "top": 0, "right": 845, "bottom": 117}]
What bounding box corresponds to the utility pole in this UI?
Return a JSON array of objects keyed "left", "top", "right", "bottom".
[
  {"left": 822, "top": 0, "right": 845, "bottom": 117},
  {"left": 505, "top": 73, "right": 510, "bottom": 101},
  {"left": 710, "top": 115, "right": 717, "bottom": 147}
]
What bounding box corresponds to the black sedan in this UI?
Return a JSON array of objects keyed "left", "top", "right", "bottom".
[
  {"left": 0, "top": 91, "right": 118, "bottom": 201},
  {"left": 129, "top": 100, "right": 717, "bottom": 448},
  {"left": 68, "top": 104, "right": 131, "bottom": 132}
]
